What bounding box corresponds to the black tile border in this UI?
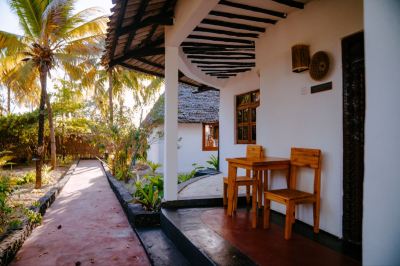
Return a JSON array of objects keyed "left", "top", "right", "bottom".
[{"left": 0, "top": 160, "right": 79, "bottom": 266}]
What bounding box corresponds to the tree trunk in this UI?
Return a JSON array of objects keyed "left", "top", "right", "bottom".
[
  {"left": 7, "top": 86, "right": 11, "bottom": 114},
  {"left": 108, "top": 69, "right": 113, "bottom": 125},
  {"left": 45, "top": 92, "right": 56, "bottom": 170},
  {"left": 35, "top": 66, "right": 47, "bottom": 189}
]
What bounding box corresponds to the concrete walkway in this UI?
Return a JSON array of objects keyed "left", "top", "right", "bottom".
[
  {"left": 178, "top": 173, "right": 246, "bottom": 198},
  {"left": 12, "top": 160, "right": 150, "bottom": 266}
]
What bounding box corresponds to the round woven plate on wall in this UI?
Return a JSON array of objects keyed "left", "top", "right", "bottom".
[{"left": 309, "top": 51, "right": 330, "bottom": 80}]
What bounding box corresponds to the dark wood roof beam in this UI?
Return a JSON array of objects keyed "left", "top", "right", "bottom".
[
  {"left": 117, "top": 11, "right": 173, "bottom": 36},
  {"left": 219, "top": 0, "right": 287, "bottom": 18},
  {"left": 197, "top": 65, "right": 255, "bottom": 68},
  {"left": 209, "top": 10, "right": 277, "bottom": 24},
  {"left": 141, "top": 0, "right": 174, "bottom": 46},
  {"left": 123, "top": 0, "right": 150, "bottom": 53},
  {"left": 110, "top": 38, "right": 165, "bottom": 66},
  {"left": 191, "top": 60, "right": 255, "bottom": 65},
  {"left": 120, "top": 62, "right": 163, "bottom": 77},
  {"left": 272, "top": 0, "right": 304, "bottom": 9},
  {"left": 135, "top": 58, "right": 164, "bottom": 69},
  {"left": 194, "top": 27, "right": 259, "bottom": 38},
  {"left": 181, "top": 42, "right": 254, "bottom": 49},
  {"left": 182, "top": 47, "right": 253, "bottom": 52},
  {"left": 187, "top": 35, "right": 254, "bottom": 44},
  {"left": 109, "top": 0, "right": 128, "bottom": 62},
  {"left": 201, "top": 19, "right": 265, "bottom": 33},
  {"left": 204, "top": 68, "right": 252, "bottom": 73},
  {"left": 188, "top": 55, "right": 255, "bottom": 60},
  {"left": 183, "top": 50, "right": 255, "bottom": 56}
]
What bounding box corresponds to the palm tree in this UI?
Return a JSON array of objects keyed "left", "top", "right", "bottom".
[{"left": 0, "top": 0, "right": 107, "bottom": 188}]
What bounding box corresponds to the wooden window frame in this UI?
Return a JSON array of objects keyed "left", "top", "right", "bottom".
[
  {"left": 202, "top": 122, "right": 219, "bottom": 151},
  {"left": 235, "top": 90, "right": 260, "bottom": 144}
]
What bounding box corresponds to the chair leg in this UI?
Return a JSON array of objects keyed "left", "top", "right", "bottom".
[
  {"left": 292, "top": 208, "right": 296, "bottom": 224},
  {"left": 251, "top": 181, "right": 258, "bottom": 228},
  {"left": 233, "top": 185, "right": 238, "bottom": 212},
  {"left": 263, "top": 197, "right": 270, "bottom": 229},
  {"left": 246, "top": 185, "right": 250, "bottom": 205},
  {"left": 223, "top": 182, "right": 228, "bottom": 207},
  {"left": 284, "top": 202, "right": 294, "bottom": 240},
  {"left": 313, "top": 200, "right": 320, "bottom": 233}
]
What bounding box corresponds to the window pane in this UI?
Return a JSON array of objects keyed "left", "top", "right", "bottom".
[
  {"left": 243, "top": 108, "right": 249, "bottom": 122},
  {"left": 237, "top": 110, "right": 243, "bottom": 123},
  {"left": 243, "top": 126, "right": 248, "bottom": 140},
  {"left": 251, "top": 125, "right": 256, "bottom": 141},
  {"left": 238, "top": 127, "right": 243, "bottom": 140},
  {"left": 204, "top": 124, "right": 218, "bottom": 148},
  {"left": 251, "top": 91, "right": 260, "bottom": 103},
  {"left": 251, "top": 108, "right": 256, "bottom": 122}
]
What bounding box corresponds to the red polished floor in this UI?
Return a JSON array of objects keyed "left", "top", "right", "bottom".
[
  {"left": 201, "top": 208, "right": 360, "bottom": 266},
  {"left": 11, "top": 160, "right": 150, "bottom": 266}
]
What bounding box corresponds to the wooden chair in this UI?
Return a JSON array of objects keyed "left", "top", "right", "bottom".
[
  {"left": 223, "top": 145, "right": 264, "bottom": 210},
  {"left": 263, "top": 148, "right": 322, "bottom": 240}
]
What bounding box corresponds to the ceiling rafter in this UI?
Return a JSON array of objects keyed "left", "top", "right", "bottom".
[
  {"left": 272, "top": 0, "right": 304, "bottom": 9},
  {"left": 191, "top": 61, "right": 255, "bottom": 66},
  {"left": 123, "top": 0, "right": 150, "bottom": 53},
  {"left": 187, "top": 55, "right": 255, "bottom": 60},
  {"left": 201, "top": 19, "right": 265, "bottom": 33},
  {"left": 209, "top": 10, "right": 277, "bottom": 24},
  {"left": 181, "top": 42, "right": 254, "bottom": 49},
  {"left": 194, "top": 27, "right": 259, "bottom": 38},
  {"left": 219, "top": 0, "right": 287, "bottom": 18},
  {"left": 109, "top": 0, "right": 128, "bottom": 63},
  {"left": 187, "top": 35, "right": 254, "bottom": 44}
]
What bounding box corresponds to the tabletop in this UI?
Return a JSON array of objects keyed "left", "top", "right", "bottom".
[{"left": 226, "top": 157, "right": 290, "bottom": 167}]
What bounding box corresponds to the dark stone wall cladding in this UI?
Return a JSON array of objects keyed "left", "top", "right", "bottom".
[
  {"left": 101, "top": 163, "right": 160, "bottom": 228},
  {"left": 0, "top": 161, "right": 79, "bottom": 266}
]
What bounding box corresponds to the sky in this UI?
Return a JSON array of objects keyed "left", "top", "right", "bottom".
[{"left": 0, "top": 0, "right": 163, "bottom": 123}]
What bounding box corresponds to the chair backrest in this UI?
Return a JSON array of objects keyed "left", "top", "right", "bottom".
[
  {"left": 246, "top": 145, "right": 264, "bottom": 159},
  {"left": 289, "top": 148, "right": 322, "bottom": 196}
]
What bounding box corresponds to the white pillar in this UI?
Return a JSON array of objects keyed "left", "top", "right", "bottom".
[
  {"left": 163, "top": 46, "right": 179, "bottom": 201},
  {"left": 363, "top": 0, "right": 400, "bottom": 264}
]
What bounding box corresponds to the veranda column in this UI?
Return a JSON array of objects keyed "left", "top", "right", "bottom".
[{"left": 163, "top": 46, "right": 179, "bottom": 201}]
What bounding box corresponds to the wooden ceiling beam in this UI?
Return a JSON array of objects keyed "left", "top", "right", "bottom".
[
  {"left": 110, "top": 38, "right": 165, "bottom": 66},
  {"left": 187, "top": 35, "right": 254, "bottom": 44},
  {"left": 201, "top": 19, "right": 265, "bottom": 33},
  {"left": 188, "top": 55, "right": 254, "bottom": 60},
  {"left": 109, "top": 0, "right": 128, "bottom": 62},
  {"left": 183, "top": 50, "right": 255, "bottom": 56},
  {"left": 118, "top": 11, "right": 173, "bottom": 37},
  {"left": 123, "top": 0, "right": 150, "bottom": 53},
  {"left": 182, "top": 47, "right": 253, "bottom": 52},
  {"left": 119, "top": 62, "right": 163, "bottom": 77},
  {"left": 181, "top": 42, "right": 254, "bottom": 49},
  {"left": 135, "top": 58, "right": 164, "bottom": 69},
  {"left": 194, "top": 26, "right": 259, "bottom": 38},
  {"left": 219, "top": 0, "right": 287, "bottom": 18},
  {"left": 204, "top": 68, "right": 252, "bottom": 73},
  {"left": 191, "top": 60, "right": 255, "bottom": 65},
  {"left": 197, "top": 65, "right": 255, "bottom": 68},
  {"left": 209, "top": 10, "right": 277, "bottom": 24},
  {"left": 272, "top": 0, "right": 304, "bottom": 9}
]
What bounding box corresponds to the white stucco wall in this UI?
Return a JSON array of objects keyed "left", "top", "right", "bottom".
[
  {"left": 219, "top": 0, "right": 363, "bottom": 237},
  {"left": 363, "top": 0, "right": 400, "bottom": 264},
  {"left": 148, "top": 123, "right": 217, "bottom": 173}
]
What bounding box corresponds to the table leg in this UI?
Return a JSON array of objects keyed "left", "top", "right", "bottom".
[
  {"left": 257, "top": 170, "right": 262, "bottom": 208},
  {"left": 227, "top": 164, "right": 237, "bottom": 216}
]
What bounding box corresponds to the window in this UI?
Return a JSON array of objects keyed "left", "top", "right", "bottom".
[
  {"left": 202, "top": 123, "right": 219, "bottom": 151},
  {"left": 236, "top": 90, "right": 260, "bottom": 144}
]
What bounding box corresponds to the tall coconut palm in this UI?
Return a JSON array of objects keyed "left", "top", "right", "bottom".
[{"left": 0, "top": 0, "right": 107, "bottom": 188}]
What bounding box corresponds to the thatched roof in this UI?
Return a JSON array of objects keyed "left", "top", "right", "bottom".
[{"left": 145, "top": 84, "right": 219, "bottom": 125}]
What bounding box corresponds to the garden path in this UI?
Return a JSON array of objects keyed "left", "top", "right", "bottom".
[{"left": 11, "top": 160, "right": 150, "bottom": 266}]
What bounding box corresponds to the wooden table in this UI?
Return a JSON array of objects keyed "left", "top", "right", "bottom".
[{"left": 225, "top": 157, "right": 290, "bottom": 228}]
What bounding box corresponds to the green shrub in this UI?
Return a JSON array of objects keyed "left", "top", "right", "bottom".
[
  {"left": 58, "top": 155, "right": 74, "bottom": 166},
  {"left": 134, "top": 181, "right": 161, "bottom": 212},
  {"left": 147, "top": 161, "right": 162, "bottom": 174},
  {"left": 206, "top": 155, "right": 219, "bottom": 170},
  {"left": 178, "top": 163, "right": 204, "bottom": 184},
  {"left": 8, "top": 219, "right": 23, "bottom": 230},
  {"left": 24, "top": 209, "right": 42, "bottom": 224},
  {"left": 16, "top": 171, "right": 35, "bottom": 185},
  {"left": 0, "top": 176, "right": 13, "bottom": 232}
]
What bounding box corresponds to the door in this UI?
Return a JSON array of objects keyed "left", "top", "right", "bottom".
[{"left": 342, "top": 31, "right": 365, "bottom": 247}]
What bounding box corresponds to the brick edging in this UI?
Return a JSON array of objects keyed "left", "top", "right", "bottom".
[{"left": 0, "top": 161, "right": 79, "bottom": 266}]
